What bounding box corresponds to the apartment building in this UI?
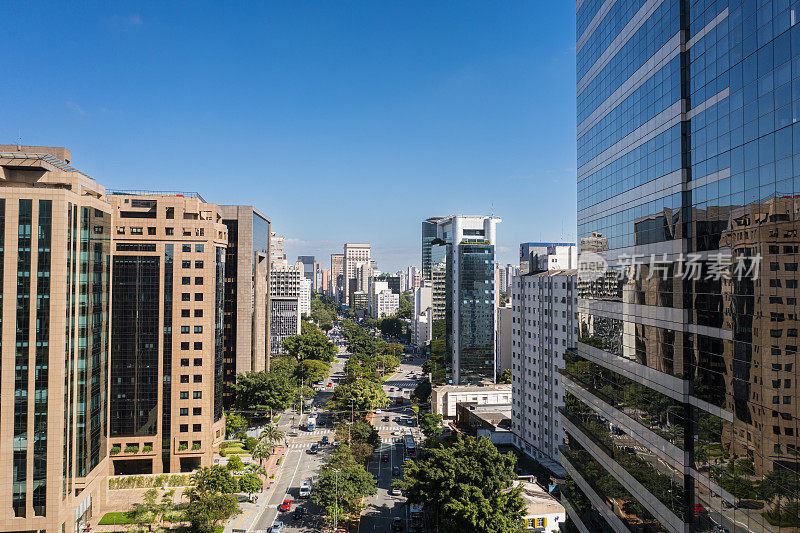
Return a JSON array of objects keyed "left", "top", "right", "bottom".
[
  {"left": 107, "top": 192, "right": 227, "bottom": 474},
  {"left": 299, "top": 277, "right": 312, "bottom": 317},
  {"left": 343, "top": 243, "right": 370, "bottom": 306},
  {"left": 412, "top": 282, "right": 433, "bottom": 348},
  {"left": 269, "top": 260, "right": 302, "bottom": 354},
  {"left": 519, "top": 242, "right": 576, "bottom": 275},
  {"left": 220, "top": 206, "right": 270, "bottom": 405},
  {"left": 510, "top": 269, "right": 576, "bottom": 476},
  {"left": 330, "top": 253, "right": 344, "bottom": 300},
  {"left": 368, "top": 278, "right": 399, "bottom": 319},
  {"left": 0, "top": 146, "right": 112, "bottom": 533}
]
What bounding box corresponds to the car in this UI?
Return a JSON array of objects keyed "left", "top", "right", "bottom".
[
  {"left": 694, "top": 504, "right": 708, "bottom": 515},
  {"left": 269, "top": 521, "right": 284, "bottom": 533},
  {"left": 299, "top": 481, "right": 311, "bottom": 498},
  {"left": 712, "top": 525, "right": 730, "bottom": 533},
  {"left": 327, "top": 382, "right": 332, "bottom": 387},
  {"left": 373, "top": 473, "right": 379, "bottom": 483},
  {"left": 383, "top": 415, "right": 390, "bottom": 421},
  {"left": 389, "top": 487, "right": 400, "bottom": 496},
  {"left": 321, "top": 435, "right": 329, "bottom": 444},
  {"left": 309, "top": 443, "right": 319, "bottom": 454},
  {"left": 389, "top": 387, "right": 395, "bottom": 392},
  {"left": 292, "top": 506, "right": 305, "bottom": 519},
  {"left": 280, "top": 498, "right": 292, "bottom": 512},
  {"left": 392, "top": 517, "right": 404, "bottom": 530},
  {"left": 382, "top": 453, "right": 390, "bottom": 462},
  {"left": 392, "top": 466, "right": 400, "bottom": 476}
]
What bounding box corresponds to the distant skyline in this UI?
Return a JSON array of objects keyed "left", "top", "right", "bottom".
[{"left": 3, "top": 1, "right": 577, "bottom": 272}]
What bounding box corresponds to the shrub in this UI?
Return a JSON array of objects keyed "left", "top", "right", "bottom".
[
  {"left": 192, "top": 442, "right": 201, "bottom": 450},
  {"left": 142, "top": 445, "right": 153, "bottom": 453},
  {"left": 178, "top": 444, "right": 188, "bottom": 451},
  {"left": 124, "top": 445, "right": 139, "bottom": 453},
  {"left": 110, "top": 446, "right": 121, "bottom": 455}
]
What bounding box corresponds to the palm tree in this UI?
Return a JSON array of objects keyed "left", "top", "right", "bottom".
[
  {"left": 251, "top": 439, "right": 274, "bottom": 467},
  {"left": 260, "top": 424, "right": 284, "bottom": 447}
]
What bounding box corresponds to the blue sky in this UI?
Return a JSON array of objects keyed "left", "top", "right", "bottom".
[{"left": 3, "top": 1, "right": 577, "bottom": 272}]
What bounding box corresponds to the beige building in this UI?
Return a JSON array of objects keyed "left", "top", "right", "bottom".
[
  {"left": 0, "top": 146, "right": 111, "bottom": 533},
  {"left": 330, "top": 253, "right": 344, "bottom": 300},
  {"left": 343, "top": 243, "right": 370, "bottom": 306},
  {"left": 220, "top": 206, "right": 271, "bottom": 403},
  {"left": 431, "top": 383, "right": 511, "bottom": 419},
  {"left": 106, "top": 192, "right": 227, "bottom": 474}
]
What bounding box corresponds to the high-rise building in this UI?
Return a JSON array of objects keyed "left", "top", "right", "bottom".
[
  {"left": 321, "top": 269, "right": 331, "bottom": 298},
  {"left": 298, "top": 255, "right": 315, "bottom": 284},
  {"left": 269, "top": 260, "right": 302, "bottom": 354},
  {"left": 107, "top": 192, "right": 227, "bottom": 474},
  {"left": 519, "top": 242, "right": 576, "bottom": 275},
  {"left": 0, "top": 146, "right": 112, "bottom": 531},
  {"left": 426, "top": 215, "right": 501, "bottom": 384},
  {"left": 413, "top": 282, "right": 433, "bottom": 348},
  {"left": 330, "top": 253, "right": 344, "bottom": 300},
  {"left": 421, "top": 217, "right": 444, "bottom": 281},
  {"left": 510, "top": 269, "right": 576, "bottom": 476},
  {"left": 368, "top": 278, "right": 399, "bottom": 319},
  {"left": 407, "top": 265, "right": 422, "bottom": 290},
  {"left": 495, "top": 303, "right": 512, "bottom": 377},
  {"left": 496, "top": 263, "right": 508, "bottom": 293},
  {"left": 564, "top": 2, "right": 800, "bottom": 531},
  {"left": 299, "top": 277, "right": 312, "bottom": 317},
  {"left": 269, "top": 232, "right": 285, "bottom": 263},
  {"left": 343, "top": 243, "right": 370, "bottom": 306},
  {"left": 220, "top": 205, "right": 270, "bottom": 405},
  {"left": 314, "top": 261, "right": 323, "bottom": 292}
]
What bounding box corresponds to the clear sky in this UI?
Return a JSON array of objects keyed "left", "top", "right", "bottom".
[{"left": 3, "top": 1, "right": 577, "bottom": 272}]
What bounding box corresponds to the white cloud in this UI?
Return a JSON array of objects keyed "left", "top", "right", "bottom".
[{"left": 66, "top": 101, "right": 86, "bottom": 116}]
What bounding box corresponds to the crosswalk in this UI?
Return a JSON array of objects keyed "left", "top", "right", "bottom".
[
  {"left": 288, "top": 437, "right": 398, "bottom": 449},
  {"left": 375, "top": 425, "right": 414, "bottom": 432},
  {"left": 384, "top": 380, "right": 418, "bottom": 388}
]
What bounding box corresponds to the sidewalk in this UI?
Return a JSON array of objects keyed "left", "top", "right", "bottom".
[{"left": 223, "top": 445, "right": 287, "bottom": 533}]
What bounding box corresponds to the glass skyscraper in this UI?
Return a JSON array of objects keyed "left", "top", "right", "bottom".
[{"left": 567, "top": 1, "right": 800, "bottom": 531}]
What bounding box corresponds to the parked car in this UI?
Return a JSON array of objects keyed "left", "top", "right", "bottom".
[
  {"left": 292, "top": 506, "right": 305, "bottom": 519},
  {"left": 309, "top": 443, "right": 319, "bottom": 454},
  {"left": 321, "top": 435, "right": 329, "bottom": 444},
  {"left": 392, "top": 466, "right": 400, "bottom": 476},
  {"left": 280, "top": 498, "right": 293, "bottom": 512},
  {"left": 269, "top": 521, "right": 284, "bottom": 533},
  {"left": 392, "top": 517, "right": 404, "bottom": 530}
]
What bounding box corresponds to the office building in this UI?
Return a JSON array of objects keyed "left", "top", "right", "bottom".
[
  {"left": 519, "top": 242, "right": 576, "bottom": 275},
  {"left": 412, "top": 282, "right": 433, "bottom": 348},
  {"left": 321, "top": 269, "right": 331, "bottom": 298},
  {"left": 299, "top": 277, "right": 312, "bottom": 317},
  {"left": 330, "top": 253, "right": 344, "bottom": 300},
  {"left": 426, "top": 215, "right": 501, "bottom": 384},
  {"left": 351, "top": 290, "right": 369, "bottom": 311},
  {"left": 368, "top": 278, "right": 399, "bottom": 319},
  {"left": 269, "top": 260, "right": 302, "bottom": 354},
  {"left": 220, "top": 205, "right": 270, "bottom": 406},
  {"left": 511, "top": 269, "right": 576, "bottom": 477},
  {"left": 496, "top": 264, "right": 508, "bottom": 293},
  {"left": 496, "top": 303, "right": 512, "bottom": 377},
  {"left": 564, "top": 2, "right": 800, "bottom": 531},
  {"left": 314, "top": 261, "right": 323, "bottom": 292},
  {"left": 0, "top": 146, "right": 111, "bottom": 532},
  {"left": 407, "top": 265, "right": 421, "bottom": 290},
  {"left": 297, "top": 255, "right": 315, "bottom": 285},
  {"left": 398, "top": 270, "right": 407, "bottom": 292},
  {"left": 107, "top": 192, "right": 227, "bottom": 475},
  {"left": 269, "top": 232, "right": 285, "bottom": 262},
  {"left": 343, "top": 243, "right": 370, "bottom": 306},
  {"left": 431, "top": 383, "right": 511, "bottom": 419},
  {"left": 421, "top": 217, "right": 444, "bottom": 281}
]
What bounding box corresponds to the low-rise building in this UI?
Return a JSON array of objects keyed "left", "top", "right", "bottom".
[
  {"left": 431, "top": 383, "right": 511, "bottom": 419},
  {"left": 515, "top": 481, "right": 566, "bottom": 532}
]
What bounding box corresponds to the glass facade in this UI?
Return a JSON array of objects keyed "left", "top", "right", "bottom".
[
  {"left": 111, "top": 255, "right": 160, "bottom": 436},
  {"left": 222, "top": 217, "right": 237, "bottom": 405},
  {"left": 33, "top": 199, "right": 51, "bottom": 516},
  {"left": 572, "top": 1, "right": 800, "bottom": 531},
  {"left": 14, "top": 199, "right": 32, "bottom": 517},
  {"left": 163, "top": 244, "right": 173, "bottom": 471},
  {"left": 214, "top": 246, "right": 225, "bottom": 422},
  {"left": 422, "top": 219, "right": 439, "bottom": 281},
  {"left": 456, "top": 243, "right": 495, "bottom": 384}
]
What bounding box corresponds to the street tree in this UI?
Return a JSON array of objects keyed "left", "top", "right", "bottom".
[
  {"left": 282, "top": 328, "right": 337, "bottom": 363},
  {"left": 238, "top": 473, "right": 263, "bottom": 500},
  {"left": 184, "top": 489, "right": 240, "bottom": 533},
  {"left": 298, "top": 359, "right": 331, "bottom": 383},
  {"left": 234, "top": 371, "right": 295, "bottom": 416},
  {"left": 329, "top": 380, "right": 389, "bottom": 413},
  {"left": 191, "top": 465, "right": 239, "bottom": 494},
  {"left": 225, "top": 412, "right": 248, "bottom": 438},
  {"left": 395, "top": 434, "right": 526, "bottom": 533},
  {"left": 419, "top": 413, "right": 443, "bottom": 438}
]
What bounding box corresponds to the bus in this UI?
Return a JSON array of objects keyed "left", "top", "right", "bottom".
[
  {"left": 410, "top": 503, "right": 424, "bottom": 528},
  {"left": 306, "top": 416, "right": 317, "bottom": 431},
  {"left": 403, "top": 433, "right": 416, "bottom": 459}
]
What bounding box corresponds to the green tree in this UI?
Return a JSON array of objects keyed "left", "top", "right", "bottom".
[
  {"left": 126, "top": 488, "right": 159, "bottom": 527},
  {"left": 226, "top": 455, "right": 244, "bottom": 472},
  {"left": 282, "top": 329, "right": 337, "bottom": 363},
  {"left": 191, "top": 466, "right": 238, "bottom": 494},
  {"left": 419, "top": 413, "right": 443, "bottom": 438},
  {"left": 395, "top": 434, "right": 526, "bottom": 532},
  {"left": 329, "top": 380, "right": 389, "bottom": 413},
  {"left": 234, "top": 371, "right": 295, "bottom": 416},
  {"left": 313, "top": 446, "right": 377, "bottom": 522},
  {"left": 500, "top": 369, "right": 512, "bottom": 384},
  {"left": 411, "top": 379, "right": 432, "bottom": 405},
  {"left": 298, "top": 359, "right": 331, "bottom": 383},
  {"left": 238, "top": 473, "right": 263, "bottom": 500},
  {"left": 260, "top": 424, "right": 285, "bottom": 447},
  {"left": 225, "top": 413, "right": 248, "bottom": 438},
  {"left": 183, "top": 489, "right": 240, "bottom": 533}
]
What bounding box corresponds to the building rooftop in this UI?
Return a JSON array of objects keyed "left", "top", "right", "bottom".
[
  {"left": 434, "top": 383, "right": 511, "bottom": 393},
  {"left": 109, "top": 190, "right": 206, "bottom": 202},
  {"left": 0, "top": 150, "right": 91, "bottom": 178},
  {"left": 522, "top": 269, "right": 578, "bottom": 278},
  {"left": 514, "top": 481, "right": 565, "bottom": 518}
]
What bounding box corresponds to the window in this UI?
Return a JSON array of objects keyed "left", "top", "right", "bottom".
[
  {"left": 148, "top": 227, "right": 156, "bottom": 235},
  {"left": 180, "top": 358, "right": 190, "bottom": 367},
  {"left": 193, "top": 424, "right": 202, "bottom": 432},
  {"left": 193, "top": 391, "right": 202, "bottom": 399},
  {"left": 182, "top": 277, "right": 191, "bottom": 285},
  {"left": 180, "top": 375, "right": 189, "bottom": 383},
  {"left": 181, "top": 342, "right": 190, "bottom": 350},
  {"left": 193, "top": 375, "right": 202, "bottom": 383},
  {"left": 166, "top": 207, "right": 174, "bottom": 219},
  {"left": 194, "top": 342, "right": 203, "bottom": 350},
  {"left": 195, "top": 260, "right": 204, "bottom": 268},
  {"left": 179, "top": 408, "right": 188, "bottom": 416},
  {"left": 181, "top": 326, "right": 190, "bottom": 334},
  {"left": 180, "top": 392, "right": 189, "bottom": 399},
  {"left": 194, "top": 326, "right": 203, "bottom": 333},
  {"left": 193, "top": 358, "right": 202, "bottom": 366},
  {"left": 130, "top": 227, "right": 143, "bottom": 235},
  {"left": 181, "top": 309, "right": 191, "bottom": 318},
  {"left": 181, "top": 293, "right": 190, "bottom": 301},
  {"left": 182, "top": 260, "right": 191, "bottom": 268},
  {"left": 195, "top": 309, "right": 203, "bottom": 317},
  {"left": 195, "top": 293, "right": 203, "bottom": 301},
  {"left": 180, "top": 425, "right": 189, "bottom": 432},
  {"left": 117, "top": 226, "right": 125, "bottom": 234},
  {"left": 182, "top": 244, "right": 191, "bottom": 252},
  {"left": 195, "top": 244, "right": 204, "bottom": 252},
  {"left": 166, "top": 227, "right": 174, "bottom": 235},
  {"left": 195, "top": 277, "right": 203, "bottom": 285},
  {"left": 193, "top": 407, "right": 202, "bottom": 416}
]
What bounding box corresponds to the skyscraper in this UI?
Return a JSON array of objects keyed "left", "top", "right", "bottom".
[
  {"left": 330, "top": 253, "right": 344, "bottom": 300},
  {"left": 426, "top": 215, "right": 501, "bottom": 384},
  {"left": 421, "top": 217, "right": 444, "bottom": 281},
  {"left": 269, "top": 260, "right": 302, "bottom": 354},
  {"left": 0, "top": 146, "right": 111, "bottom": 531},
  {"left": 220, "top": 205, "right": 271, "bottom": 400},
  {"left": 107, "top": 192, "right": 227, "bottom": 474},
  {"left": 343, "top": 243, "right": 370, "bottom": 306},
  {"left": 565, "top": 2, "right": 800, "bottom": 531}
]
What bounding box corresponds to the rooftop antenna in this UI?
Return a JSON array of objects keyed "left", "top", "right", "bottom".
[
  {"left": 17, "top": 129, "right": 22, "bottom": 150},
  {"left": 490, "top": 203, "right": 494, "bottom": 217}
]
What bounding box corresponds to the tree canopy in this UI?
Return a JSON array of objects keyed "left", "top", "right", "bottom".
[
  {"left": 234, "top": 371, "right": 295, "bottom": 413},
  {"left": 313, "top": 444, "right": 377, "bottom": 522},
  {"left": 329, "top": 379, "right": 389, "bottom": 413},
  {"left": 394, "top": 435, "right": 526, "bottom": 533},
  {"left": 282, "top": 326, "right": 337, "bottom": 363}
]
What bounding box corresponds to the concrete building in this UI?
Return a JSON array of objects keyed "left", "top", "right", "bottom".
[
  {"left": 107, "top": 192, "right": 228, "bottom": 475},
  {"left": 516, "top": 481, "right": 566, "bottom": 532},
  {"left": 496, "top": 304, "right": 512, "bottom": 378},
  {"left": 412, "top": 282, "right": 433, "bottom": 348},
  {"left": 368, "top": 279, "right": 399, "bottom": 319},
  {"left": 269, "top": 232, "right": 285, "bottom": 263},
  {"left": 511, "top": 269, "right": 576, "bottom": 477},
  {"left": 330, "top": 253, "right": 343, "bottom": 300},
  {"left": 350, "top": 290, "right": 369, "bottom": 312},
  {"left": 431, "top": 383, "right": 511, "bottom": 419},
  {"left": 297, "top": 255, "right": 315, "bottom": 285},
  {"left": 321, "top": 269, "right": 331, "bottom": 298},
  {"left": 269, "top": 260, "right": 302, "bottom": 354},
  {"left": 421, "top": 217, "right": 444, "bottom": 281},
  {"left": 426, "top": 215, "right": 501, "bottom": 384},
  {"left": 299, "top": 277, "right": 312, "bottom": 317},
  {"left": 407, "top": 265, "right": 421, "bottom": 290},
  {"left": 220, "top": 205, "right": 270, "bottom": 406},
  {"left": 0, "top": 146, "right": 112, "bottom": 532},
  {"left": 343, "top": 243, "right": 370, "bottom": 306},
  {"left": 496, "top": 263, "right": 508, "bottom": 293},
  {"left": 518, "top": 242, "right": 576, "bottom": 275},
  {"left": 313, "top": 261, "right": 323, "bottom": 292}
]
